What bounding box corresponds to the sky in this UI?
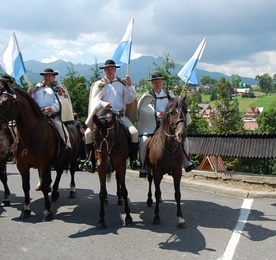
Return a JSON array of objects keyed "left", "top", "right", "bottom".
[{"left": 0, "top": 0, "right": 275, "bottom": 79}]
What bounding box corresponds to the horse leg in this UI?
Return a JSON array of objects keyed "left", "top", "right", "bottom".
[
  {"left": 146, "top": 170, "right": 153, "bottom": 207},
  {"left": 97, "top": 172, "right": 107, "bottom": 229},
  {"left": 51, "top": 169, "right": 62, "bottom": 202},
  {"left": 20, "top": 169, "right": 32, "bottom": 219},
  {"left": 41, "top": 170, "right": 53, "bottom": 221},
  {"left": 116, "top": 174, "right": 123, "bottom": 205},
  {"left": 69, "top": 167, "right": 76, "bottom": 199},
  {"left": 0, "top": 162, "right": 11, "bottom": 207},
  {"left": 173, "top": 174, "right": 186, "bottom": 229},
  {"left": 116, "top": 170, "right": 133, "bottom": 226},
  {"left": 153, "top": 173, "right": 162, "bottom": 225}
]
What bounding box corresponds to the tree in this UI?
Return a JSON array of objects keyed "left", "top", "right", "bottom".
[
  {"left": 255, "top": 73, "right": 273, "bottom": 95},
  {"left": 89, "top": 58, "right": 102, "bottom": 88},
  {"left": 200, "top": 75, "right": 212, "bottom": 85},
  {"left": 209, "top": 77, "right": 244, "bottom": 134},
  {"left": 153, "top": 50, "right": 180, "bottom": 94},
  {"left": 230, "top": 74, "right": 242, "bottom": 88},
  {"left": 61, "top": 66, "right": 89, "bottom": 123},
  {"left": 256, "top": 104, "right": 276, "bottom": 134},
  {"left": 187, "top": 101, "right": 210, "bottom": 134}
]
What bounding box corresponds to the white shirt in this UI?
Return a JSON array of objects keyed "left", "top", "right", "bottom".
[
  {"left": 155, "top": 89, "right": 169, "bottom": 112},
  {"left": 33, "top": 84, "right": 60, "bottom": 113},
  {"left": 99, "top": 76, "right": 136, "bottom": 111}
]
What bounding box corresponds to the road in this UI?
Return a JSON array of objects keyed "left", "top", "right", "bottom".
[{"left": 1, "top": 163, "right": 276, "bottom": 260}]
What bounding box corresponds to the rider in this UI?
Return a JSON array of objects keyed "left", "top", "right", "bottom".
[
  {"left": 136, "top": 72, "right": 196, "bottom": 178},
  {"left": 27, "top": 68, "right": 74, "bottom": 154},
  {"left": 84, "top": 59, "right": 140, "bottom": 171}
]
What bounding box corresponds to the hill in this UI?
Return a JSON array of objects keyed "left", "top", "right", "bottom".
[{"left": 0, "top": 56, "right": 257, "bottom": 85}]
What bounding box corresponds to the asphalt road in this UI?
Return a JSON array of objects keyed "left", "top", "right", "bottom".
[{"left": 1, "top": 163, "right": 276, "bottom": 260}]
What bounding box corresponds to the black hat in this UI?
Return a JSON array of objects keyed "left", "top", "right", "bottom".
[
  {"left": 0, "top": 74, "right": 13, "bottom": 82},
  {"left": 149, "top": 72, "right": 165, "bottom": 81},
  {"left": 99, "top": 59, "right": 120, "bottom": 69},
  {"left": 40, "top": 68, "right": 59, "bottom": 76}
]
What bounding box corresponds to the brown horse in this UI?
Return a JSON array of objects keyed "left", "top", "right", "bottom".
[
  {"left": 0, "top": 85, "right": 81, "bottom": 221},
  {"left": 92, "top": 108, "right": 133, "bottom": 229},
  {"left": 146, "top": 96, "right": 188, "bottom": 228},
  {"left": 0, "top": 127, "right": 13, "bottom": 207}
]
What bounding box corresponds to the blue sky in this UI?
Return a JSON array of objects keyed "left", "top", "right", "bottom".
[{"left": 0, "top": 0, "right": 275, "bottom": 78}]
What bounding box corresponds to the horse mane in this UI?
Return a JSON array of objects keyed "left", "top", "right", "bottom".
[
  {"left": 14, "top": 88, "right": 43, "bottom": 119},
  {"left": 159, "top": 97, "right": 188, "bottom": 131}
]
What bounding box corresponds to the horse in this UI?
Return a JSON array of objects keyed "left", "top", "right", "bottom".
[
  {"left": 146, "top": 96, "right": 188, "bottom": 228},
  {"left": 0, "top": 127, "right": 13, "bottom": 207},
  {"left": 92, "top": 108, "right": 133, "bottom": 229},
  {"left": 0, "top": 85, "right": 81, "bottom": 221}
]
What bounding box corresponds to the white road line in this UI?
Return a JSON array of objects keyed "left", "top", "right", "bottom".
[{"left": 219, "top": 198, "right": 253, "bottom": 260}]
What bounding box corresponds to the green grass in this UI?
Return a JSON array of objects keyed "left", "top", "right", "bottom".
[{"left": 202, "top": 93, "right": 276, "bottom": 113}]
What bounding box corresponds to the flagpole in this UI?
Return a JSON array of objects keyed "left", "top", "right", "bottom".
[
  {"left": 13, "top": 32, "right": 32, "bottom": 88},
  {"left": 124, "top": 17, "right": 134, "bottom": 115}
]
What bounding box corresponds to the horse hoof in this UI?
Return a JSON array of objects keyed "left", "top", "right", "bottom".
[
  {"left": 1, "top": 199, "right": 11, "bottom": 207},
  {"left": 20, "top": 209, "right": 31, "bottom": 219},
  {"left": 117, "top": 198, "right": 124, "bottom": 206},
  {"left": 69, "top": 191, "right": 76, "bottom": 199},
  {"left": 42, "top": 211, "right": 53, "bottom": 222},
  {"left": 153, "top": 217, "right": 161, "bottom": 225},
  {"left": 178, "top": 222, "right": 187, "bottom": 229},
  {"left": 97, "top": 221, "right": 106, "bottom": 229},
  {"left": 51, "top": 191, "right": 60, "bottom": 202},
  {"left": 125, "top": 217, "right": 133, "bottom": 226},
  {"left": 147, "top": 199, "right": 153, "bottom": 207}
]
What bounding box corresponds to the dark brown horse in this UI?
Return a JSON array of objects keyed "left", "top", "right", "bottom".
[
  {"left": 92, "top": 108, "right": 133, "bottom": 229},
  {"left": 0, "top": 85, "right": 81, "bottom": 221},
  {"left": 146, "top": 96, "right": 188, "bottom": 228},
  {"left": 0, "top": 127, "right": 13, "bottom": 207}
]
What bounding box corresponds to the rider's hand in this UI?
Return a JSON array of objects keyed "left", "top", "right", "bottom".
[
  {"left": 27, "top": 88, "right": 33, "bottom": 96},
  {"left": 102, "top": 101, "right": 112, "bottom": 108},
  {"left": 125, "top": 75, "right": 132, "bottom": 87}
]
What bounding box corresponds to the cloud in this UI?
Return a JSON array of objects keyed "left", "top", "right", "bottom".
[{"left": 0, "top": 0, "right": 276, "bottom": 78}]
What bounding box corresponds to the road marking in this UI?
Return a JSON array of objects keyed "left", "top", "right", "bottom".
[{"left": 219, "top": 198, "right": 253, "bottom": 260}]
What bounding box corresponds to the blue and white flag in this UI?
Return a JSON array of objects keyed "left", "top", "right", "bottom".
[
  {"left": 0, "top": 32, "right": 26, "bottom": 87},
  {"left": 178, "top": 37, "right": 206, "bottom": 85},
  {"left": 112, "top": 17, "right": 134, "bottom": 69}
]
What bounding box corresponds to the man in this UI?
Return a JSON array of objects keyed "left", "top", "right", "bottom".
[
  {"left": 84, "top": 59, "right": 140, "bottom": 171},
  {"left": 136, "top": 72, "right": 196, "bottom": 178},
  {"left": 27, "top": 68, "right": 74, "bottom": 153}
]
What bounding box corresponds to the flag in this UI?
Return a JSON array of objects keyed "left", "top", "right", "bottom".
[
  {"left": 177, "top": 37, "right": 206, "bottom": 85},
  {"left": 0, "top": 32, "right": 26, "bottom": 86},
  {"left": 112, "top": 17, "right": 134, "bottom": 68}
]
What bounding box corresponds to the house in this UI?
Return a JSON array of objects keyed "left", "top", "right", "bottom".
[{"left": 244, "top": 107, "right": 260, "bottom": 120}]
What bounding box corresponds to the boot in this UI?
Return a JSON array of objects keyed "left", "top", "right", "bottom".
[
  {"left": 83, "top": 143, "right": 96, "bottom": 172},
  {"left": 129, "top": 142, "right": 140, "bottom": 170}
]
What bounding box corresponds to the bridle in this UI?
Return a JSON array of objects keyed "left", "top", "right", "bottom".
[
  {"left": 0, "top": 91, "right": 18, "bottom": 124},
  {"left": 93, "top": 115, "right": 115, "bottom": 155},
  {"left": 163, "top": 107, "right": 187, "bottom": 140}
]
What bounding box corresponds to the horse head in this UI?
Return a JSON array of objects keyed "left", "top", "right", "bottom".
[
  {"left": 0, "top": 84, "right": 19, "bottom": 128},
  {"left": 92, "top": 108, "right": 116, "bottom": 171},
  {"left": 163, "top": 96, "right": 187, "bottom": 143}
]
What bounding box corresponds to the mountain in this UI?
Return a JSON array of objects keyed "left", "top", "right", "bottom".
[{"left": 1, "top": 56, "right": 257, "bottom": 85}]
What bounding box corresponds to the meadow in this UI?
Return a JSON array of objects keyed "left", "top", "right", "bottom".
[{"left": 202, "top": 93, "right": 276, "bottom": 113}]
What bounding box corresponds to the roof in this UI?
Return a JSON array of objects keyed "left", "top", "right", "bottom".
[
  {"left": 199, "top": 156, "right": 227, "bottom": 171},
  {"left": 188, "top": 134, "right": 276, "bottom": 158}
]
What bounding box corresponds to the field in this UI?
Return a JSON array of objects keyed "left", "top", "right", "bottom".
[{"left": 202, "top": 93, "right": 276, "bottom": 113}]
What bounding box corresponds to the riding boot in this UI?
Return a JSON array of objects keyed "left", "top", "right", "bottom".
[
  {"left": 129, "top": 142, "right": 140, "bottom": 170},
  {"left": 83, "top": 143, "right": 96, "bottom": 173}
]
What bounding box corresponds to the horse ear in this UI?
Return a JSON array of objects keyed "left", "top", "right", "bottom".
[
  {"left": 3, "top": 81, "right": 11, "bottom": 92},
  {"left": 92, "top": 114, "right": 99, "bottom": 125}
]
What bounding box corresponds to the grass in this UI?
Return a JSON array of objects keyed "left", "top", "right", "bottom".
[{"left": 202, "top": 93, "right": 276, "bottom": 113}]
